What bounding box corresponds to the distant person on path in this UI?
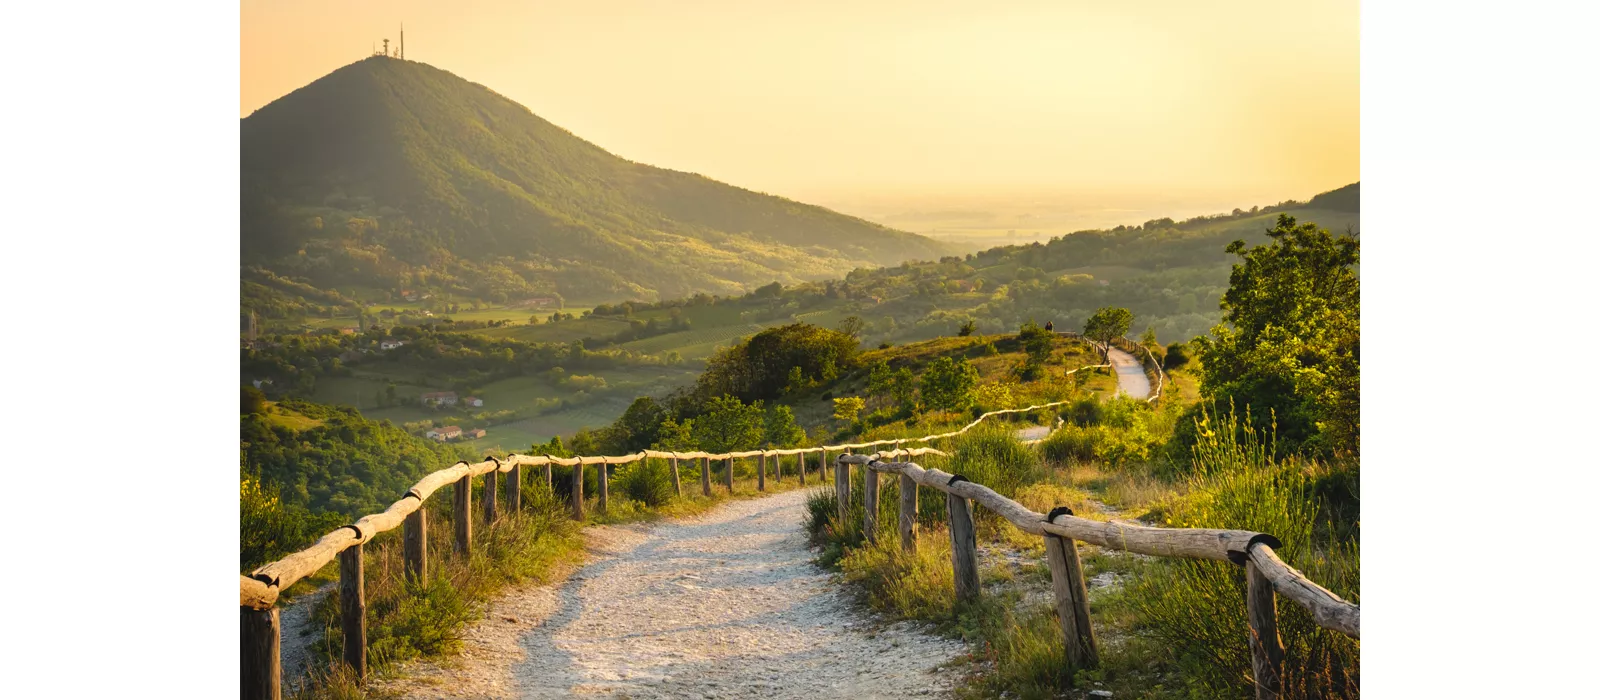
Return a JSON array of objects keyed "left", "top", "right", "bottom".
[{"left": 1043, "top": 321, "right": 1053, "bottom": 332}]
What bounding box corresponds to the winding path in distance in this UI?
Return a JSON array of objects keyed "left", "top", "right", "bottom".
[
  {"left": 1106, "top": 346, "right": 1151, "bottom": 399},
  {"left": 381, "top": 489, "right": 967, "bottom": 699}
]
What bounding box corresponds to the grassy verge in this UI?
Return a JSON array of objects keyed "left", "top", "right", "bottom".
[{"left": 807, "top": 407, "right": 1359, "bottom": 699}]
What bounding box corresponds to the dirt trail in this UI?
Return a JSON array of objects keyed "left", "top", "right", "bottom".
[
  {"left": 1106, "top": 346, "right": 1150, "bottom": 399},
  {"left": 380, "top": 488, "right": 967, "bottom": 699}
]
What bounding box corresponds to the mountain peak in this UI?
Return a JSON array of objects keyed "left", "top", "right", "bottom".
[{"left": 242, "top": 60, "right": 947, "bottom": 305}]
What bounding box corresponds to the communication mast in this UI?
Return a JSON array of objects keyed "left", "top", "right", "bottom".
[
  {"left": 400, "top": 23, "right": 405, "bottom": 59},
  {"left": 382, "top": 38, "right": 390, "bottom": 57}
]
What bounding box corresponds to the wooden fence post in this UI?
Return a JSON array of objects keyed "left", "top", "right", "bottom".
[
  {"left": 544, "top": 460, "right": 553, "bottom": 491},
  {"left": 572, "top": 461, "right": 585, "bottom": 520},
  {"left": 403, "top": 508, "right": 427, "bottom": 581},
  {"left": 1247, "top": 559, "right": 1285, "bottom": 699},
  {"left": 483, "top": 463, "right": 499, "bottom": 525},
  {"left": 240, "top": 606, "right": 281, "bottom": 700},
  {"left": 898, "top": 473, "right": 917, "bottom": 553},
  {"left": 507, "top": 464, "right": 522, "bottom": 512},
  {"left": 834, "top": 456, "right": 850, "bottom": 525},
  {"left": 669, "top": 456, "right": 682, "bottom": 497},
  {"left": 338, "top": 543, "right": 366, "bottom": 679},
  {"left": 863, "top": 465, "right": 880, "bottom": 543},
  {"left": 758, "top": 452, "right": 767, "bottom": 491},
  {"left": 726, "top": 457, "right": 735, "bottom": 493},
  {"left": 947, "top": 485, "right": 980, "bottom": 603},
  {"left": 1042, "top": 508, "right": 1098, "bottom": 669},
  {"left": 598, "top": 460, "right": 609, "bottom": 514},
  {"left": 701, "top": 457, "right": 712, "bottom": 497},
  {"left": 453, "top": 474, "right": 472, "bottom": 556},
  {"left": 776, "top": 451, "right": 783, "bottom": 483},
  {"left": 798, "top": 452, "right": 806, "bottom": 486},
  {"left": 820, "top": 450, "right": 828, "bottom": 484}
]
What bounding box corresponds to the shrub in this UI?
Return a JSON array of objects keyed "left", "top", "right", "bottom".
[
  {"left": 1128, "top": 406, "right": 1359, "bottom": 699},
  {"left": 615, "top": 459, "right": 676, "bottom": 507},
  {"left": 1039, "top": 424, "right": 1103, "bottom": 464},
  {"left": 1164, "top": 341, "right": 1191, "bottom": 369}
]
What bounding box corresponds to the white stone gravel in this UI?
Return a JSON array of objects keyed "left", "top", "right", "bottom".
[{"left": 383, "top": 488, "right": 969, "bottom": 699}]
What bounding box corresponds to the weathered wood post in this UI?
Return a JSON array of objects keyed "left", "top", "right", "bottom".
[
  {"left": 725, "top": 457, "right": 735, "bottom": 493},
  {"left": 483, "top": 460, "right": 499, "bottom": 525},
  {"left": 776, "top": 451, "right": 783, "bottom": 483},
  {"left": 819, "top": 449, "right": 828, "bottom": 484},
  {"left": 758, "top": 452, "right": 767, "bottom": 491},
  {"left": 241, "top": 606, "right": 281, "bottom": 700},
  {"left": 598, "top": 459, "right": 609, "bottom": 514},
  {"left": 507, "top": 463, "right": 523, "bottom": 512},
  {"left": 1042, "top": 507, "right": 1098, "bottom": 669},
  {"left": 1246, "top": 557, "right": 1285, "bottom": 699},
  {"left": 946, "top": 477, "right": 980, "bottom": 603},
  {"left": 669, "top": 456, "right": 682, "bottom": 497},
  {"left": 834, "top": 456, "right": 851, "bottom": 526},
  {"left": 453, "top": 473, "right": 472, "bottom": 556},
  {"left": 898, "top": 473, "right": 918, "bottom": 553},
  {"left": 700, "top": 456, "right": 712, "bottom": 497},
  {"left": 544, "top": 457, "right": 553, "bottom": 492},
  {"left": 797, "top": 452, "right": 805, "bottom": 485},
  {"left": 338, "top": 543, "right": 366, "bottom": 679},
  {"left": 863, "top": 462, "right": 880, "bottom": 543},
  {"left": 571, "top": 461, "right": 585, "bottom": 521},
  {"left": 403, "top": 507, "right": 427, "bottom": 581}
]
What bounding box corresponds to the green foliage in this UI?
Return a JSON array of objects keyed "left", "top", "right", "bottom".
[
  {"left": 601, "top": 396, "right": 665, "bottom": 453},
  {"left": 615, "top": 459, "right": 676, "bottom": 507},
  {"left": 690, "top": 395, "right": 765, "bottom": 452},
  {"left": 958, "top": 320, "right": 977, "bottom": 336},
  {"left": 240, "top": 471, "right": 343, "bottom": 570},
  {"left": 1163, "top": 341, "right": 1191, "bottom": 370},
  {"left": 693, "top": 323, "right": 859, "bottom": 404},
  {"left": 1083, "top": 306, "right": 1134, "bottom": 351},
  {"left": 1194, "top": 215, "right": 1359, "bottom": 455},
  {"left": 241, "top": 399, "right": 476, "bottom": 519},
  {"left": 832, "top": 396, "right": 866, "bottom": 423},
  {"left": 242, "top": 385, "right": 268, "bottom": 414},
  {"left": 921, "top": 356, "right": 980, "bottom": 412},
  {"left": 763, "top": 404, "right": 805, "bottom": 447},
  {"left": 1131, "top": 406, "right": 1359, "bottom": 698}
]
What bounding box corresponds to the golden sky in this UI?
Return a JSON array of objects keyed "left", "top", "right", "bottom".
[{"left": 242, "top": 0, "right": 1357, "bottom": 208}]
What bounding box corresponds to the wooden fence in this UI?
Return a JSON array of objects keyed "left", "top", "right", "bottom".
[
  {"left": 240, "top": 366, "right": 1351, "bottom": 699},
  {"left": 836, "top": 451, "right": 1358, "bottom": 700}
]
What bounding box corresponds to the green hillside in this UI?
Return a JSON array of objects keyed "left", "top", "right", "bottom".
[{"left": 241, "top": 57, "right": 948, "bottom": 316}]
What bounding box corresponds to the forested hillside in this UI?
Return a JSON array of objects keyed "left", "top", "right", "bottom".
[{"left": 241, "top": 57, "right": 947, "bottom": 315}]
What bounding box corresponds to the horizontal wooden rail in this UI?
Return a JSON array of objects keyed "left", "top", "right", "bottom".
[{"left": 837, "top": 453, "right": 1359, "bottom": 639}]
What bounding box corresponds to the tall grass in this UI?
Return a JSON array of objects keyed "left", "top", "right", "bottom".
[{"left": 1129, "top": 405, "right": 1359, "bottom": 698}]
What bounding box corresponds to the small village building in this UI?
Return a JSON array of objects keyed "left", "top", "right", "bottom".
[
  {"left": 425, "top": 425, "right": 463, "bottom": 441},
  {"left": 380, "top": 339, "right": 408, "bottom": 351},
  {"left": 421, "top": 391, "right": 459, "bottom": 406},
  {"left": 463, "top": 396, "right": 484, "bottom": 407},
  {"left": 464, "top": 428, "right": 486, "bottom": 439}
]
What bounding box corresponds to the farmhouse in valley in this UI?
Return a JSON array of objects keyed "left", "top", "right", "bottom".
[
  {"left": 464, "top": 428, "right": 486, "bottom": 439},
  {"left": 380, "top": 339, "right": 408, "bottom": 351},
  {"left": 463, "top": 396, "right": 483, "bottom": 407},
  {"left": 421, "top": 391, "right": 458, "bottom": 406},
  {"left": 425, "top": 425, "right": 463, "bottom": 441}
]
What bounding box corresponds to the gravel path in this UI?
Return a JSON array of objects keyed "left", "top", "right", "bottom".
[
  {"left": 1107, "top": 347, "right": 1150, "bottom": 399},
  {"left": 382, "top": 488, "right": 968, "bottom": 699}
]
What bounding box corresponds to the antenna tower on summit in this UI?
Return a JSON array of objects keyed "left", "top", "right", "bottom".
[{"left": 400, "top": 23, "right": 405, "bottom": 59}]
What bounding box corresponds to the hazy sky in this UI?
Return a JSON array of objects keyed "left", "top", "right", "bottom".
[{"left": 242, "top": 0, "right": 1357, "bottom": 209}]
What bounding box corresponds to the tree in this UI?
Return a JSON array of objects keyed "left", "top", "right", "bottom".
[
  {"left": 866, "top": 361, "right": 894, "bottom": 402},
  {"left": 241, "top": 385, "right": 268, "bottom": 414},
  {"left": 691, "top": 395, "right": 765, "bottom": 453},
  {"left": 1083, "top": 307, "right": 1134, "bottom": 359},
  {"left": 890, "top": 367, "right": 918, "bottom": 415},
  {"left": 763, "top": 405, "right": 805, "bottom": 447},
  {"left": 603, "top": 396, "right": 665, "bottom": 453},
  {"left": 921, "top": 357, "right": 979, "bottom": 412},
  {"left": 958, "top": 320, "right": 977, "bottom": 337},
  {"left": 651, "top": 417, "right": 696, "bottom": 451},
  {"left": 832, "top": 396, "right": 866, "bottom": 423},
  {"left": 1017, "top": 321, "right": 1053, "bottom": 379},
  {"left": 837, "top": 316, "right": 865, "bottom": 340},
  {"left": 1193, "top": 215, "right": 1359, "bottom": 455}
]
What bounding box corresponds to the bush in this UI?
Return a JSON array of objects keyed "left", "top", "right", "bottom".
[
  {"left": 615, "top": 459, "right": 676, "bottom": 507},
  {"left": 1163, "top": 341, "right": 1190, "bottom": 369},
  {"left": 1128, "top": 407, "right": 1359, "bottom": 699},
  {"left": 1060, "top": 397, "right": 1102, "bottom": 427},
  {"left": 1039, "top": 424, "right": 1104, "bottom": 464}
]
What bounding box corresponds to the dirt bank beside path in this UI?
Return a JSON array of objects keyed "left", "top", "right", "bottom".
[{"left": 379, "top": 488, "right": 968, "bottom": 699}]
